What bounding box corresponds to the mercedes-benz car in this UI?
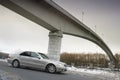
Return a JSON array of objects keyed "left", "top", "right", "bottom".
[{"left": 7, "top": 51, "right": 67, "bottom": 73}]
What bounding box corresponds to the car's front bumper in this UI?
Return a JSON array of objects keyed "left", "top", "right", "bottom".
[{"left": 56, "top": 66, "right": 67, "bottom": 72}]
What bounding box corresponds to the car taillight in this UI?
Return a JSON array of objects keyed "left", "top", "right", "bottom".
[{"left": 8, "top": 54, "right": 10, "bottom": 58}]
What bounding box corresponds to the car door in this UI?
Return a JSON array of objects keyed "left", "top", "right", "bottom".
[
  {"left": 30, "top": 52, "right": 46, "bottom": 69},
  {"left": 19, "top": 51, "right": 32, "bottom": 67},
  {"left": 29, "top": 52, "right": 42, "bottom": 68}
]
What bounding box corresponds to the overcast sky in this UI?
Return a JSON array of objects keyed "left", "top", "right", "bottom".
[{"left": 0, "top": 0, "right": 120, "bottom": 54}]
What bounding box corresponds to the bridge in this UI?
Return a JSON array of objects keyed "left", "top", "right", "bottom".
[{"left": 0, "top": 0, "right": 116, "bottom": 63}]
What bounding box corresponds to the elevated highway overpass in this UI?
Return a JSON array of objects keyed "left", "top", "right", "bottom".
[{"left": 0, "top": 0, "right": 116, "bottom": 63}]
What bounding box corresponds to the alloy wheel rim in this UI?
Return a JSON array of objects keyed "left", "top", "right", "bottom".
[{"left": 48, "top": 65, "right": 55, "bottom": 73}]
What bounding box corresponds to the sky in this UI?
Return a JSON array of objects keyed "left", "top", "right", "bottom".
[{"left": 0, "top": 0, "right": 120, "bottom": 54}]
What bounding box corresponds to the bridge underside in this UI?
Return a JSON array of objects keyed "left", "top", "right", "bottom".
[{"left": 0, "top": 0, "right": 116, "bottom": 63}]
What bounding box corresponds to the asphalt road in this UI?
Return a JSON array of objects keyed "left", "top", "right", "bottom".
[{"left": 0, "top": 61, "right": 96, "bottom": 80}]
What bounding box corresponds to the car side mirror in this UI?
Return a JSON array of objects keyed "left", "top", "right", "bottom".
[{"left": 36, "top": 57, "right": 41, "bottom": 59}]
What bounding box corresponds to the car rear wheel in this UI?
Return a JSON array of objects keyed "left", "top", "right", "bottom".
[
  {"left": 47, "top": 64, "right": 56, "bottom": 73},
  {"left": 12, "top": 60, "right": 20, "bottom": 68}
]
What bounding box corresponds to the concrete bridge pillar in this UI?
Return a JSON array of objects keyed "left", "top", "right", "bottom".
[{"left": 47, "top": 31, "right": 63, "bottom": 61}]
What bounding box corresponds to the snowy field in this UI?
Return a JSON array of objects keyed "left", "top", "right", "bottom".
[{"left": 67, "top": 66, "right": 120, "bottom": 80}]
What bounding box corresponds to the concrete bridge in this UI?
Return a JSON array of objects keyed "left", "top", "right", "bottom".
[{"left": 0, "top": 0, "right": 116, "bottom": 63}]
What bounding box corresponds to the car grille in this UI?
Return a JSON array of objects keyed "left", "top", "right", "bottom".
[{"left": 64, "top": 64, "right": 68, "bottom": 67}]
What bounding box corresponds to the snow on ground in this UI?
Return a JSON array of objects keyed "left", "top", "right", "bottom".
[
  {"left": 67, "top": 66, "right": 120, "bottom": 80},
  {"left": 0, "top": 59, "right": 7, "bottom": 62}
]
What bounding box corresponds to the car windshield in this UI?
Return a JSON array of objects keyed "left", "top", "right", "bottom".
[{"left": 38, "top": 53, "right": 49, "bottom": 59}]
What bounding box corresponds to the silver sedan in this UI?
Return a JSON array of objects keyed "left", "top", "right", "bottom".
[{"left": 7, "top": 51, "right": 67, "bottom": 73}]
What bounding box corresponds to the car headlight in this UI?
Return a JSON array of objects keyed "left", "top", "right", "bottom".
[{"left": 58, "top": 64, "right": 64, "bottom": 67}]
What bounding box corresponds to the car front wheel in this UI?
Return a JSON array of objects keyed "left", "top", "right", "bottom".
[{"left": 46, "top": 64, "right": 56, "bottom": 73}]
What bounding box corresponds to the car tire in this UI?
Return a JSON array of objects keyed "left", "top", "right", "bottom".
[
  {"left": 46, "top": 64, "right": 56, "bottom": 73},
  {"left": 12, "top": 60, "right": 20, "bottom": 68}
]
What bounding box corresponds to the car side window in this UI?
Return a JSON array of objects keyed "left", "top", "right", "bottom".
[
  {"left": 31, "top": 52, "right": 39, "bottom": 58},
  {"left": 20, "top": 52, "right": 31, "bottom": 57}
]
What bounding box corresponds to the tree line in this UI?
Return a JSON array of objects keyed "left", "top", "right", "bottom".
[{"left": 60, "top": 52, "right": 120, "bottom": 68}]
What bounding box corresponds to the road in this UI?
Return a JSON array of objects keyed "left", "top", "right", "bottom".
[{"left": 0, "top": 61, "right": 97, "bottom": 80}]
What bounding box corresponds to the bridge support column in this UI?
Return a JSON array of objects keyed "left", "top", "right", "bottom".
[{"left": 47, "top": 31, "right": 63, "bottom": 61}]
